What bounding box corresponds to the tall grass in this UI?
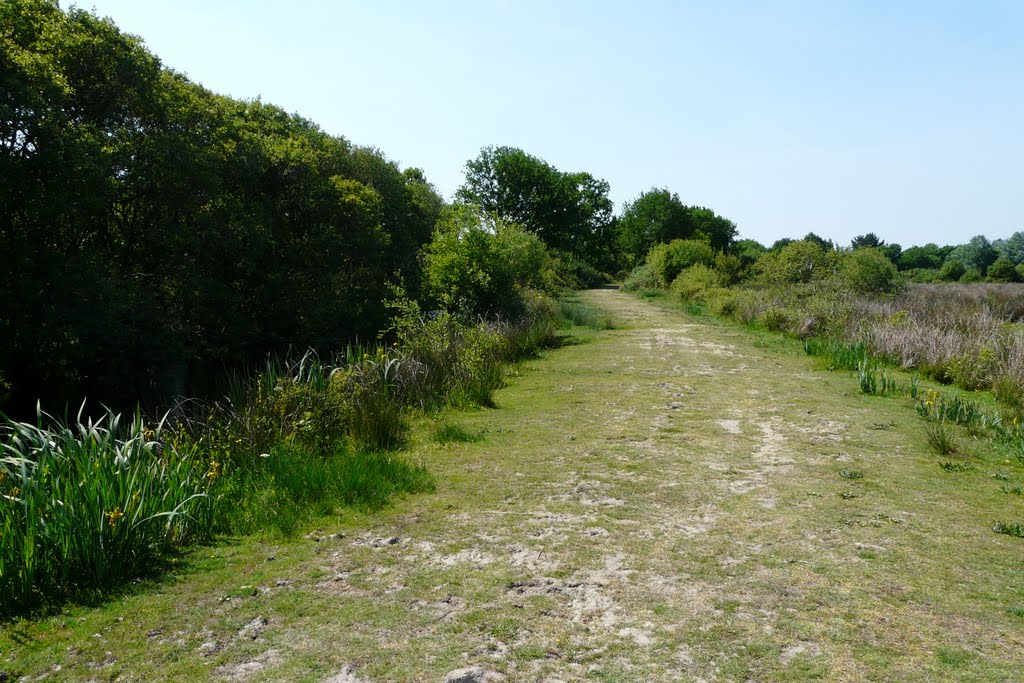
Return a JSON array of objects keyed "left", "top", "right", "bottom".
[
  {"left": 1, "top": 407, "right": 213, "bottom": 616},
  {"left": 558, "top": 299, "right": 614, "bottom": 330}
]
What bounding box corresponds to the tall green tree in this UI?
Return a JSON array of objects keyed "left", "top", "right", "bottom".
[
  {"left": 617, "top": 189, "right": 737, "bottom": 265},
  {"left": 455, "top": 146, "right": 613, "bottom": 263}
]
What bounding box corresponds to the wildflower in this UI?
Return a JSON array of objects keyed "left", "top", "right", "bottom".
[
  {"left": 206, "top": 461, "right": 221, "bottom": 480},
  {"left": 130, "top": 490, "right": 141, "bottom": 506},
  {"left": 105, "top": 507, "right": 124, "bottom": 527}
]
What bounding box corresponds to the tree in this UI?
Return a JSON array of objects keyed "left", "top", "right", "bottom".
[
  {"left": 803, "top": 233, "right": 835, "bottom": 251},
  {"left": 645, "top": 239, "right": 715, "bottom": 286},
  {"left": 898, "top": 244, "right": 943, "bottom": 271},
  {"left": 995, "top": 231, "right": 1024, "bottom": 264},
  {"left": 948, "top": 235, "right": 999, "bottom": 275},
  {"left": 850, "top": 233, "right": 883, "bottom": 250},
  {"left": 422, "top": 204, "right": 551, "bottom": 317},
  {"left": 455, "top": 146, "right": 612, "bottom": 261},
  {"left": 617, "top": 189, "right": 736, "bottom": 265},
  {"left": 616, "top": 189, "right": 693, "bottom": 265}
]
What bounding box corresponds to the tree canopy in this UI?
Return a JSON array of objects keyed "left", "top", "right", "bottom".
[
  {"left": 616, "top": 188, "right": 737, "bottom": 265},
  {"left": 455, "top": 146, "right": 614, "bottom": 264}
]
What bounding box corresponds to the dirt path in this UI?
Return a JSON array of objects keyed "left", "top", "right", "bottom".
[{"left": 7, "top": 290, "right": 1024, "bottom": 682}]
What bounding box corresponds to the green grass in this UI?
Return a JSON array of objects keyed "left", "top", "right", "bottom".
[
  {"left": 558, "top": 297, "right": 614, "bottom": 330},
  {"left": 0, "top": 408, "right": 214, "bottom": 617},
  {"left": 431, "top": 422, "right": 484, "bottom": 445},
  {"left": 216, "top": 447, "right": 434, "bottom": 537}
]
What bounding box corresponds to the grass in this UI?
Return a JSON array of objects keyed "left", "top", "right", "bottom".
[
  {"left": 4, "top": 289, "right": 1024, "bottom": 681},
  {"left": 0, "top": 408, "right": 214, "bottom": 617},
  {"left": 926, "top": 421, "right": 959, "bottom": 455},
  {"left": 558, "top": 297, "right": 614, "bottom": 330},
  {"left": 432, "top": 422, "right": 484, "bottom": 445}
]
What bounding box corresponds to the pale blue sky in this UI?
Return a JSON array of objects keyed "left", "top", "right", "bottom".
[{"left": 79, "top": 1, "right": 1023, "bottom": 247}]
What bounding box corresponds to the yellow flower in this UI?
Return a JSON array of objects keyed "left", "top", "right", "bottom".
[
  {"left": 206, "top": 461, "right": 221, "bottom": 480},
  {"left": 105, "top": 507, "right": 124, "bottom": 527},
  {"left": 130, "top": 490, "right": 141, "bottom": 506}
]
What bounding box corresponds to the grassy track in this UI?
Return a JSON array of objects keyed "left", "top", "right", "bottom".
[{"left": 4, "top": 289, "right": 1024, "bottom": 681}]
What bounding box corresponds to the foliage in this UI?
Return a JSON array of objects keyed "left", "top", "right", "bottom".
[
  {"left": 621, "top": 263, "right": 661, "bottom": 292},
  {"left": 841, "top": 247, "right": 902, "bottom": 295},
  {"left": 0, "top": 1, "right": 444, "bottom": 417},
  {"left": 851, "top": 233, "right": 884, "bottom": 250},
  {"left": 755, "top": 240, "right": 838, "bottom": 285},
  {"left": 617, "top": 188, "right": 736, "bottom": 265},
  {"left": 422, "top": 204, "right": 552, "bottom": 318},
  {"left": 646, "top": 239, "right": 716, "bottom": 287},
  {"left": 455, "top": 146, "right": 613, "bottom": 264},
  {"left": 988, "top": 258, "right": 1021, "bottom": 283},
  {"left": 949, "top": 235, "right": 999, "bottom": 275},
  {"left": 0, "top": 407, "right": 214, "bottom": 616},
  {"left": 670, "top": 264, "right": 723, "bottom": 302},
  {"left": 938, "top": 260, "right": 967, "bottom": 282}
]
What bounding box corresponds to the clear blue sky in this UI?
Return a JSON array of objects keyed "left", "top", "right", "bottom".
[{"left": 78, "top": 0, "right": 1023, "bottom": 248}]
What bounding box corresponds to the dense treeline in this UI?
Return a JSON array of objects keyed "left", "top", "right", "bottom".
[{"left": 1, "top": 1, "right": 443, "bottom": 415}]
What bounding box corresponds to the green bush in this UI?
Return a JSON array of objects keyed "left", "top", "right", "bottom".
[
  {"left": 670, "top": 264, "right": 723, "bottom": 302},
  {"left": 622, "top": 263, "right": 661, "bottom": 292},
  {"left": 939, "top": 260, "right": 966, "bottom": 282},
  {"left": 422, "top": 204, "right": 552, "bottom": 318},
  {"left": 960, "top": 268, "right": 984, "bottom": 283},
  {"left": 842, "top": 248, "right": 902, "bottom": 294},
  {"left": 988, "top": 257, "right": 1022, "bottom": 283},
  {"left": 646, "top": 239, "right": 715, "bottom": 286},
  {"left": 756, "top": 240, "right": 838, "bottom": 285}
]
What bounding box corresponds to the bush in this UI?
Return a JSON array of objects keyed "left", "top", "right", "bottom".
[
  {"left": 551, "top": 252, "right": 608, "bottom": 290},
  {"left": 621, "top": 263, "right": 661, "bottom": 292},
  {"left": 670, "top": 264, "right": 723, "bottom": 302},
  {"left": 842, "top": 248, "right": 902, "bottom": 295},
  {"left": 646, "top": 239, "right": 715, "bottom": 286},
  {"left": 988, "top": 258, "right": 1022, "bottom": 283},
  {"left": 756, "top": 240, "right": 838, "bottom": 285},
  {"left": 422, "top": 204, "right": 552, "bottom": 317},
  {"left": 960, "top": 268, "right": 984, "bottom": 283},
  {"left": 939, "top": 260, "right": 966, "bottom": 282}
]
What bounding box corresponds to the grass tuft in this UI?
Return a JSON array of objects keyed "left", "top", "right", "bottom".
[
  {"left": 432, "top": 422, "right": 484, "bottom": 445},
  {"left": 926, "top": 421, "right": 958, "bottom": 456}
]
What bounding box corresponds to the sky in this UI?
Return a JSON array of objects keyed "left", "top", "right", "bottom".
[{"left": 77, "top": 0, "right": 1023, "bottom": 248}]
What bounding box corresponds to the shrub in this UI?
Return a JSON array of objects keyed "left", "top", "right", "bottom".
[
  {"left": 756, "top": 240, "right": 838, "bottom": 285},
  {"left": 422, "top": 204, "right": 552, "bottom": 317},
  {"left": 939, "top": 260, "right": 966, "bottom": 282},
  {"left": 646, "top": 239, "right": 715, "bottom": 287},
  {"left": 670, "top": 264, "right": 723, "bottom": 302},
  {"left": 960, "top": 268, "right": 984, "bottom": 283},
  {"left": 551, "top": 252, "right": 607, "bottom": 289},
  {"left": 842, "top": 248, "right": 902, "bottom": 295},
  {"left": 988, "top": 258, "right": 1022, "bottom": 283},
  {"left": 622, "top": 263, "right": 661, "bottom": 292}
]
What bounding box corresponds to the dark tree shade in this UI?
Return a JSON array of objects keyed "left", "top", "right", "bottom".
[{"left": 0, "top": 0, "right": 443, "bottom": 416}]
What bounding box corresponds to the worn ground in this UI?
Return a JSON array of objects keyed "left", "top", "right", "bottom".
[{"left": 4, "top": 289, "right": 1024, "bottom": 682}]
